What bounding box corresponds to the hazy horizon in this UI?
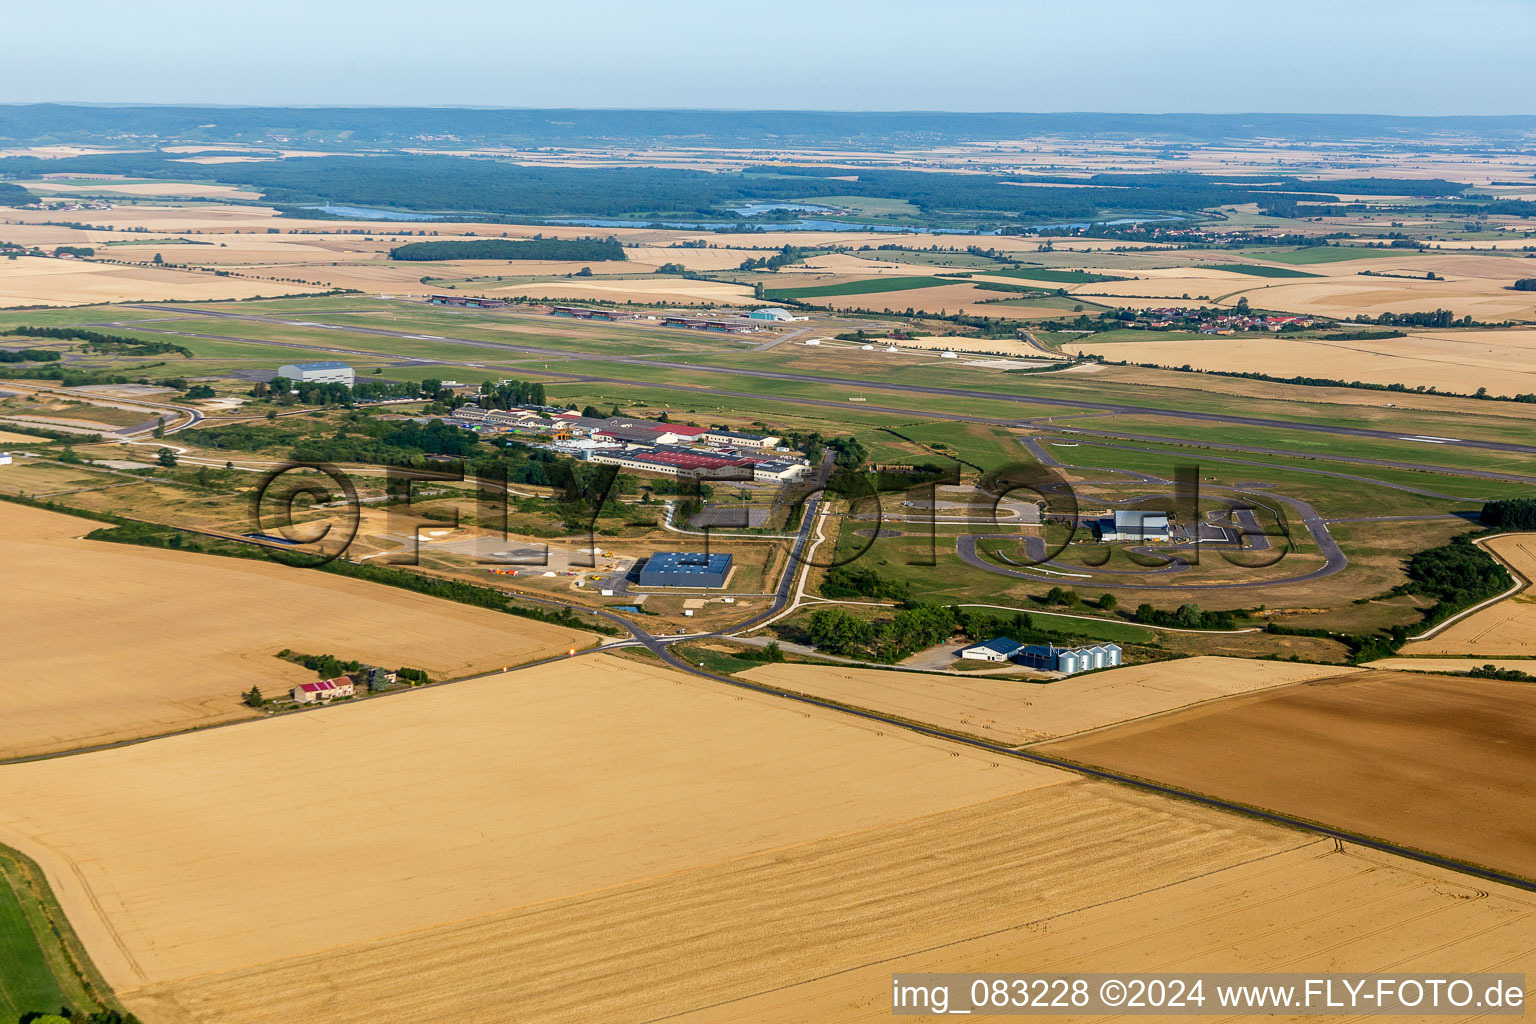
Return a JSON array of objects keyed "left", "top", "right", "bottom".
[{"left": 7, "top": 0, "right": 1534, "bottom": 115}]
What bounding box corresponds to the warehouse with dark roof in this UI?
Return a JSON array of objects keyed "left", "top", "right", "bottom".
[{"left": 637, "top": 551, "right": 734, "bottom": 589}]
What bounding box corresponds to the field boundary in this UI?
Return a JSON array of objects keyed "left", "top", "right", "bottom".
[
  {"left": 1405, "top": 532, "right": 1532, "bottom": 641},
  {"left": 0, "top": 842, "right": 122, "bottom": 1018}
]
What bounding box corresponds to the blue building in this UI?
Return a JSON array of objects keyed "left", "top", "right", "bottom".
[
  {"left": 1015, "top": 643, "right": 1122, "bottom": 676},
  {"left": 637, "top": 551, "right": 734, "bottom": 589}
]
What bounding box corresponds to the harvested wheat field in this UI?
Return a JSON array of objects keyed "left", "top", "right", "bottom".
[
  {"left": 0, "top": 256, "right": 313, "bottom": 307},
  {"left": 819, "top": 283, "right": 1003, "bottom": 314},
  {"left": 1041, "top": 669, "right": 1536, "bottom": 880},
  {"left": 0, "top": 654, "right": 1071, "bottom": 1021},
  {"left": 1399, "top": 533, "right": 1536, "bottom": 656},
  {"left": 676, "top": 842, "right": 1536, "bottom": 1023},
  {"left": 1066, "top": 331, "right": 1536, "bottom": 397},
  {"left": 1365, "top": 656, "right": 1536, "bottom": 674},
  {"left": 740, "top": 657, "right": 1352, "bottom": 744},
  {"left": 0, "top": 502, "right": 594, "bottom": 759},
  {"left": 890, "top": 334, "right": 1059, "bottom": 358},
  {"left": 498, "top": 277, "right": 757, "bottom": 304},
  {"left": 7, "top": 653, "right": 1523, "bottom": 1024}
]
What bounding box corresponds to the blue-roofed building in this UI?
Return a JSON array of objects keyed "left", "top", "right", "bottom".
[
  {"left": 637, "top": 551, "right": 734, "bottom": 589},
  {"left": 1015, "top": 643, "right": 1122, "bottom": 675},
  {"left": 958, "top": 637, "right": 1026, "bottom": 662}
]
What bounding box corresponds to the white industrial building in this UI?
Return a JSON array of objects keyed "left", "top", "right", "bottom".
[
  {"left": 959, "top": 637, "right": 1026, "bottom": 662},
  {"left": 1099, "top": 510, "right": 1171, "bottom": 542},
  {"left": 747, "top": 307, "right": 798, "bottom": 322},
  {"left": 752, "top": 460, "right": 812, "bottom": 483},
  {"left": 0, "top": 452, "right": 12, "bottom": 466},
  {"left": 704, "top": 429, "right": 780, "bottom": 449},
  {"left": 277, "top": 361, "right": 355, "bottom": 388}
]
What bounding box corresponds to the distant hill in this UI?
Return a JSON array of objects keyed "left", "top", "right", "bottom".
[{"left": 2, "top": 105, "right": 1535, "bottom": 149}]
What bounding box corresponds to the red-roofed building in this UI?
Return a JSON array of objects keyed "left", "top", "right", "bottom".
[{"left": 292, "top": 676, "right": 356, "bottom": 704}]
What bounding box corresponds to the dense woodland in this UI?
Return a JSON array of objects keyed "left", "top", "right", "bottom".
[
  {"left": 389, "top": 238, "right": 624, "bottom": 261},
  {"left": 0, "top": 150, "right": 1494, "bottom": 226}
]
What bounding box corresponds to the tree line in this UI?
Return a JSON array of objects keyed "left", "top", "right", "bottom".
[
  {"left": 9, "top": 325, "right": 191, "bottom": 357},
  {"left": 390, "top": 237, "right": 625, "bottom": 262}
]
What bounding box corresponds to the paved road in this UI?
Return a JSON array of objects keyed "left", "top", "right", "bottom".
[
  {"left": 957, "top": 484, "right": 1346, "bottom": 592},
  {"left": 118, "top": 304, "right": 1536, "bottom": 459}
]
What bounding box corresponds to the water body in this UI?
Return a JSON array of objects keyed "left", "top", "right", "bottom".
[
  {"left": 543, "top": 213, "right": 1185, "bottom": 234},
  {"left": 303, "top": 204, "right": 446, "bottom": 221},
  {"left": 726, "top": 201, "right": 841, "bottom": 215},
  {"left": 302, "top": 203, "right": 1183, "bottom": 234}
]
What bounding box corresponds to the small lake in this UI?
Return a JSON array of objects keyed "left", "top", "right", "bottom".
[
  {"left": 303, "top": 204, "right": 446, "bottom": 221},
  {"left": 542, "top": 214, "right": 1183, "bottom": 235},
  {"left": 302, "top": 203, "right": 1184, "bottom": 234}
]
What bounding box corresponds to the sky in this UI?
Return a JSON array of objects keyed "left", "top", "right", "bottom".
[{"left": 7, "top": 0, "right": 1534, "bottom": 114}]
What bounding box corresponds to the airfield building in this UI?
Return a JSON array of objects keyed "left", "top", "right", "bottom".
[
  {"left": 278, "top": 361, "right": 355, "bottom": 388},
  {"left": 703, "top": 429, "right": 780, "bottom": 449},
  {"left": 637, "top": 551, "right": 734, "bottom": 589},
  {"left": 959, "top": 637, "right": 1026, "bottom": 662},
  {"left": 747, "top": 307, "right": 796, "bottom": 322},
  {"left": 1099, "top": 510, "right": 1171, "bottom": 542}
]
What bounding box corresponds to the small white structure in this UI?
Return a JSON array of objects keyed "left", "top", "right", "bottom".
[
  {"left": 277, "top": 361, "right": 355, "bottom": 388},
  {"left": 753, "top": 460, "right": 812, "bottom": 483},
  {"left": 941, "top": 351, "right": 959, "bottom": 359},
  {"left": 0, "top": 452, "right": 11, "bottom": 466},
  {"left": 959, "top": 637, "right": 1025, "bottom": 662},
  {"left": 803, "top": 338, "right": 822, "bottom": 346}
]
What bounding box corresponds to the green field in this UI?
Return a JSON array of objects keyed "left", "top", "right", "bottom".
[
  {"left": 1231, "top": 246, "right": 1408, "bottom": 265},
  {"left": 763, "top": 276, "right": 946, "bottom": 300},
  {"left": 1207, "top": 263, "right": 1322, "bottom": 278},
  {"left": 986, "top": 267, "right": 1127, "bottom": 284},
  {"left": 797, "top": 195, "right": 922, "bottom": 219},
  {"left": 0, "top": 845, "right": 113, "bottom": 1021}
]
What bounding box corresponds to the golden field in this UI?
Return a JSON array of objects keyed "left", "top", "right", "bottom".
[
  {"left": 740, "top": 657, "right": 1353, "bottom": 744},
  {"left": 1066, "top": 328, "right": 1536, "bottom": 397},
  {"left": 1042, "top": 670, "right": 1536, "bottom": 880},
  {"left": 0, "top": 502, "right": 594, "bottom": 759},
  {"left": 0, "top": 255, "right": 310, "bottom": 307},
  {"left": 0, "top": 654, "right": 1061, "bottom": 1016},
  {"left": 4, "top": 650, "right": 1530, "bottom": 1023}
]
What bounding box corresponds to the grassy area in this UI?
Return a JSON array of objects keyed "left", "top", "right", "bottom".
[
  {"left": 0, "top": 844, "right": 117, "bottom": 1021},
  {"left": 764, "top": 276, "right": 946, "bottom": 300},
  {"left": 986, "top": 267, "right": 1127, "bottom": 284},
  {"left": 1231, "top": 246, "right": 1408, "bottom": 265},
  {"left": 1000, "top": 608, "right": 1157, "bottom": 644},
  {"left": 1208, "top": 263, "right": 1321, "bottom": 278},
  {"left": 799, "top": 195, "right": 922, "bottom": 219}
]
